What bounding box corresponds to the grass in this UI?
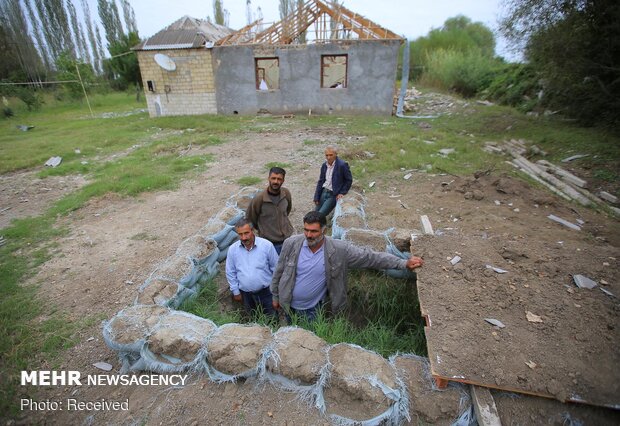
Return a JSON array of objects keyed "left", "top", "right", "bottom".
[
  {"left": 237, "top": 176, "right": 262, "bottom": 186},
  {"left": 264, "top": 161, "right": 291, "bottom": 171},
  {"left": 181, "top": 271, "right": 426, "bottom": 358}
]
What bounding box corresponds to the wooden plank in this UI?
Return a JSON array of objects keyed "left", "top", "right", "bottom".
[
  {"left": 536, "top": 160, "right": 587, "bottom": 188},
  {"left": 471, "top": 385, "right": 502, "bottom": 426}
]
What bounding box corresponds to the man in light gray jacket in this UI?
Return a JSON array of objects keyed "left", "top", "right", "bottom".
[{"left": 271, "top": 211, "right": 424, "bottom": 321}]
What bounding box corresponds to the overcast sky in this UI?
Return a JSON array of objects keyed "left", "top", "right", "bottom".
[{"left": 129, "top": 0, "right": 515, "bottom": 60}]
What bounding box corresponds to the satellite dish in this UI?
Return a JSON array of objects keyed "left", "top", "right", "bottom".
[{"left": 154, "top": 54, "right": 176, "bottom": 71}]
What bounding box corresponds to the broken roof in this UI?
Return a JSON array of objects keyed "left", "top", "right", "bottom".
[
  {"left": 217, "top": 0, "right": 402, "bottom": 46},
  {"left": 134, "top": 16, "right": 233, "bottom": 51}
]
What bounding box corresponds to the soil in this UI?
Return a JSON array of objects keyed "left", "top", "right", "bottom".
[{"left": 5, "top": 101, "right": 620, "bottom": 424}]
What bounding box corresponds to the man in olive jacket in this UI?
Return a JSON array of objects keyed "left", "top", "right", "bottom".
[
  {"left": 246, "top": 167, "right": 294, "bottom": 254},
  {"left": 271, "top": 211, "right": 424, "bottom": 320}
]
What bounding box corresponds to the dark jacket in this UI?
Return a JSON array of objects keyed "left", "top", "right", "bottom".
[
  {"left": 313, "top": 157, "right": 353, "bottom": 202},
  {"left": 270, "top": 234, "right": 408, "bottom": 313},
  {"left": 246, "top": 188, "right": 294, "bottom": 244}
]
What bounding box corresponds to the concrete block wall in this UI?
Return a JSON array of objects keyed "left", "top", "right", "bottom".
[
  {"left": 137, "top": 49, "right": 217, "bottom": 117},
  {"left": 212, "top": 40, "right": 401, "bottom": 116}
]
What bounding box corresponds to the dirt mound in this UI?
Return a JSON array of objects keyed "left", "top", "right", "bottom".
[
  {"left": 342, "top": 228, "right": 388, "bottom": 252},
  {"left": 215, "top": 205, "right": 243, "bottom": 225},
  {"left": 175, "top": 235, "right": 217, "bottom": 260},
  {"left": 206, "top": 324, "right": 272, "bottom": 376},
  {"left": 154, "top": 256, "right": 193, "bottom": 282},
  {"left": 147, "top": 311, "right": 216, "bottom": 364},
  {"left": 393, "top": 355, "right": 464, "bottom": 425},
  {"left": 105, "top": 304, "right": 169, "bottom": 347},
  {"left": 227, "top": 187, "right": 261, "bottom": 210},
  {"left": 267, "top": 327, "right": 328, "bottom": 384},
  {"left": 136, "top": 278, "right": 181, "bottom": 306},
  {"left": 324, "top": 344, "right": 398, "bottom": 420}
]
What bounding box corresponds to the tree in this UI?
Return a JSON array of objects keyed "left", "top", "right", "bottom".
[
  {"left": 98, "top": 0, "right": 123, "bottom": 47},
  {"left": 213, "top": 0, "right": 229, "bottom": 26},
  {"left": 500, "top": 0, "right": 620, "bottom": 125},
  {"left": 410, "top": 15, "right": 496, "bottom": 80},
  {"left": 104, "top": 31, "right": 141, "bottom": 90}
]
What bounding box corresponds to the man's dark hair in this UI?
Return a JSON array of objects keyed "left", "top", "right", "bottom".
[
  {"left": 235, "top": 217, "right": 253, "bottom": 229},
  {"left": 269, "top": 167, "right": 286, "bottom": 177},
  {"left": 303, "top": 211, "right": 327, "bottom": 227}
]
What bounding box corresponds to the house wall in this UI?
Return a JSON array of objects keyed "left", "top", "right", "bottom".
[
  {"left": 212, "top": 40, "right": 401, "bottom": 116},
  {"left": 136, "top": 49, "right": 217, "bottom": 117}
]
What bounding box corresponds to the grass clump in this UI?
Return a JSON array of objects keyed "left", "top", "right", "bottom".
[
  {"left": 264, "top": 161, "right": 291, "bottom": 171},
  {"left": 237, "top": 176, "right": 262, "bottom": 186}
]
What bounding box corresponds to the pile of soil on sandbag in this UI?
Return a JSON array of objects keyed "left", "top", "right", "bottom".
[
  {"left": 200, "top": 219, "right": 227, "bottom": 237},
  {"left": 267, "top": 327, "right": 328, "bottom": 384},
  {"left": 324, "top": 344, "right": 398, "bottom": 421},
  {"left": 147, "top": 312, "right": 216, "bottom": 364},
  {"left": 215, "top": 206, "right": 243, "bottom": 225},
  {"left": 343, "top": 228, "right": 388, "bottom": 252},
  {"left": 393, "top": 355, "right": 464, "bottom": 425},
  {"left": 155, "top": 256, "right": 193, "bottom": 282},
  {"left": 107, "top": 304, "right": 169, "bottom": 345},
  {"left": 176, "top": 235, "right": 217, "bottom": 260},
  {"left": 207, "top": 324, "right": 272, "bottom": 376},
  {"left": 136, "top": 278, "right": 179, "bottom": 306},
  {"left": 334, "top": 214, "right": 367, "bottom": 230},
  {"left": 229, "top": 187, "right": 260, "bottom": 210}
]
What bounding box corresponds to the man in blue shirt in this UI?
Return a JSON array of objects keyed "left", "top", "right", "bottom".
[
  {"left": 314, "top": 145, "right": 353, "bottom": 216},
  {"left": 226, "top": 218, "right": 279, "bottom": 318}
]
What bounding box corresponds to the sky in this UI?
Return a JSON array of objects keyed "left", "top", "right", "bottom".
[{"left": 129, "top": 0, "right": 516, "bottom": 60}]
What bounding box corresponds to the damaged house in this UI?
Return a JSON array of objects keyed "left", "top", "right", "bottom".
[{"left": 134, "top": 0, "right": 403, "bottom": 117}]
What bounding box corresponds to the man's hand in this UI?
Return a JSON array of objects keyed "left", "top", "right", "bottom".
[
  {"left": 406, "top": 256, "right": 424, "bottom": 270},
  {"left": 272, "top": 300, "right": 280, "bottom": 310},
  {"left": 336, "top": 194, "right": 344, "bottom": 200},
  {"left": 314, "top": 200, "right": 319, "bottom": 205},
  {"left": 232, "top": 293, "right": 242, "bottom": 303}
]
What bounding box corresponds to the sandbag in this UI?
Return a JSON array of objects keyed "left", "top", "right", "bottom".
[
  {"left": 135, "top": 278, "right": 196, "bottom": 308},
  {"left": 103, "top": 304, "right": 169, "bottom": 353},
  {"left": 205, "top": 323, "right": 272, "bottom": 382}
]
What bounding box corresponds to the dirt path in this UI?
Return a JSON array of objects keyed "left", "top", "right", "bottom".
[{"left": 7, "top": 113, "right": 620, "bottom": 424}]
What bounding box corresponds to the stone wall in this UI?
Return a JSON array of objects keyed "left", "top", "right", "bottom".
[{"left": 136, "top": 49, "right": 217, "bottom": 117}]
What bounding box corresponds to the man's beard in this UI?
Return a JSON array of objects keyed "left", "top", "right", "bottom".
[
  {"left": 269, "top": 183, "right": 281, "bottom": 193},
  {"left": 306, "top": 233, "right": 324, "bottom": 248}
]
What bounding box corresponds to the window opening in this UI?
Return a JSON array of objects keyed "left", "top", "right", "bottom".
[
  {"left": 255, "top": 58, "right": 279, "bottom": 90},
  {"left": 321, "top": 55, "right": 347, "bottom": 89}
]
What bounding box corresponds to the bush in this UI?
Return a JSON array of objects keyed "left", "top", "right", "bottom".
[
  {"left": 482, "top": 63, "right": 542, "bottom": 111},
  {"left": 3, "top": 107, "right": 13, "bottom": 118},
  {"left": 420, "top": 49, "right": 497, "bottom": 97}
]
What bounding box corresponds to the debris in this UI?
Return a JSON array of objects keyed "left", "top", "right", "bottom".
[
  {"left": 438, "top": 148, "right": 455, "bottom": 156},
  {"left": 267, "top": 411, "right": 273, "bottom": 417},
  {"left": 494, "top": 200, "right": 501, "bottom": 206},
  {"left": 476, "top": 100, "right": 494, "bottom": 106},
  {"left": 547, "top": 214, "right": 581, "bottom": 231},
  {"left": 0, "top": 206, "right": 11, "bottom": 213},
  {"left": 420, "top": 215, "right": 434, "bottom": 235},
  {"left": 93, "top": 362, "right": 113, "bottom": 371},
  {"left": 526, "top": 311, "right": 543, "bottom": 323},
  {"left": 17, "top": 124, "right": 35, "bottom": 131},
  {"left": 450, "top": 255, "right": 461, "bottom": 266},
  {"left": 363, "top": 151, "right": 375, "bottom": 158},
  {"left": 44, "top": 156, "right": 62, "bottom": 167},
  {"left": 484, "top": 318, "right": 505, "bottom": 328},
  {"left": 486, "top": 265, "right": 508, "bottom": 274},
  {"left": 525, "top": 360, "right": 537, "bottom": 369},
  {"left": 573, "top": 274, "right": 597, "bottom": 290},
  {"left": 536, "top": 160, "right": 587, "bottom": 188},
  {"left": 0, "top": 236, "right": 5, "bottom": 247},
  {"left": 399, "top": 149, "right": 406, "bottom": 155},
  {"left": 599, "top": 191, "right": 617, "bottom": 204},
  {"left": 87, "top": 337, "right": 95, "bottom": 342},
  {"left": 470, "top": 385, "right": 501, "bottom": 426},
  {"left": 600, "top": 288, "right": 615, "bottom": 298},
  {"left": 399, "top": 200, "right": 409, "bottom": 209},
  {"left": 368, "top": 181, "right": 375, "bottom": 188},
  {"left": 576, "top": 219, "right": 585, "bottom": 225},
  {"left": 125, "top": 280, "right": 134, "bottom": 285},
  {"left": 561, "top": 154, "right": 588, "bottom": 163},
  {"left": 74, "top": 149, "right": 81, "bottom": 154},
  {"left": 403, "top": 173, "right": 412, "bottom": 180}
]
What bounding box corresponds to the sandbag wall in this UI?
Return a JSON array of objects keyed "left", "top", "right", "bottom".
[{"left": 103, "top": 190, "right": 473, "bottom": 425}]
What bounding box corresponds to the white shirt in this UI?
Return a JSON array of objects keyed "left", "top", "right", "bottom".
[{"left": 322, "top": 161, "right": 335, "bottom": 191}]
